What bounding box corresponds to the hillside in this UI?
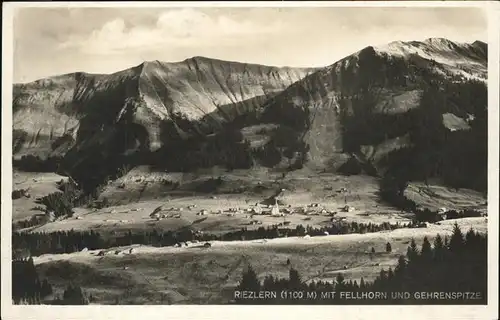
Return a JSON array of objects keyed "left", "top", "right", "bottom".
[
  {"left": 13, "top": 58, "right": 313, "bottom": 158},
  {"left": 257, "top": 38, "right": 487, "bottom": 191}
]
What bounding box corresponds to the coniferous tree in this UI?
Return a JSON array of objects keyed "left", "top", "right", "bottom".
[
  {"left": 420, "top": 236, "right": 433, "bottom": 264},
  {"left": 406, "top": 238, "right": 419, "bottom": 263},
  {"left": 387, "top": 267, "right": 394, "bottom": 280},
  {"left": 433, "top": 234, "right": 445, "bottom": 263},
  {"left": 60, "top": 284, "right": 89, "bottom": 305},
  {"left": 335, "top": 273, "right": 346, "bottom": 293},
  {"left": 394, "top": 255, "right": 407, "bottom": 280},
  {"left": 465, "top": 228, "right": 477, "bottom": 248},
  {"left": 449, "top": 223, "right": 465, "bottom": 253},
  {"left": 385, "top": 242, "right": 392, "bottom": 253},
  {"left": 359, "top": 277, "right": 366, "bottom": 291},
  {"left": 237, "top": 265, "right": 260, "bottom": 292},
  {"left": 288, "top": 268, "right": 302, "bottom": 290}
]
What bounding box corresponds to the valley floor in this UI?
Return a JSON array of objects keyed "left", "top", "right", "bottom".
[{"left": 12, "top": 168, "right": 489, "bottom": 304}]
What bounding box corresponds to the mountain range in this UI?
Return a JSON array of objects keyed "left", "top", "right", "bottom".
[{"left": 13, "top": 38, "right": 488, "bottom": 193}]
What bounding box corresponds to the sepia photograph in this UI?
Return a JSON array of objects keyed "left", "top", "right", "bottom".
[{"left": 2, "top": 1, "right": 499, "bottom": 319}]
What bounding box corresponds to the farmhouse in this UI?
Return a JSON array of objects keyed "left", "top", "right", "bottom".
[
  {"left": 253, "top": 204, "right": 263, "bottom": 214},
  {"left": 197, "top": 209, "right": 209, "bottom": 216},
  {"left": 337, "top": 187, "right": 348, "bottom": 193},
  {"left": 437, "top": 207, "right": 449, "bottom": 219},
  {"left": 342, "top": 205, "right": 355, "bottom": 213}
]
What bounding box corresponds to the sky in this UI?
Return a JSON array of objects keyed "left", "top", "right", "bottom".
[{"left": 12, "top": 6, "right": 488, "bottom": 83}]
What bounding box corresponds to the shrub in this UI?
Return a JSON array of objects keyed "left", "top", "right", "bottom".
[
  {"left": 12, "top": 189, "right": 27, "bottom": 200},
  {"left": 35, "top": 180, "right": 84, "bottom": 218}
]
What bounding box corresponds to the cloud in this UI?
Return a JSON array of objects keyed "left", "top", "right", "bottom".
[{"left": 58, "top": 8, "right": 284, "bottom": 55}]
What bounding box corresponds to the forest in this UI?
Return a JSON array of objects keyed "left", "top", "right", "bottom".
[{"left": 234, "top": 224, "right": 487, "bottom": 305}]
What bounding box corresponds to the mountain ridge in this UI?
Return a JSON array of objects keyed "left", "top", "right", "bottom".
[
  {"left": 13, "top": 57, "right": 315, "bottom": 158},
  {"left": 12, "top": 38, "right": 488, "bottom": 193}
]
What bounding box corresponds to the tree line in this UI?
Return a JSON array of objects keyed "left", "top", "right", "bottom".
[
  {"left": 234, "top": 224, "right": 487, "bottom": 305},
  {"left": 13, "top": 220, "right": 412, "bottom": 258}
]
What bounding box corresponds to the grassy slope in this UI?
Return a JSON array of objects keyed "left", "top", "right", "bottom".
[{"left": 33, "top": 218, "right": 487, "bottom": 304}]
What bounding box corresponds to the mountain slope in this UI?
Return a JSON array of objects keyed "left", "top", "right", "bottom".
[
  {"left": 13, "top": 38, "right": 487, "bottom": 193},
  {"left": 256, "top": 38, "right": 487, "bottom": 190},
  {"left": 13, "top": 58, "right": 314, "bottom": 159}
]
